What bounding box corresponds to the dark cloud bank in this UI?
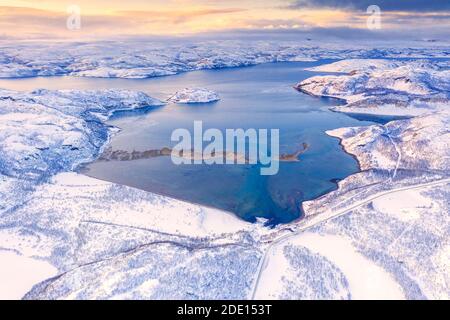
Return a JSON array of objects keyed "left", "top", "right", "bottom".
[{"left": 288, "top": 0, "right": 450, "bottom": 12}]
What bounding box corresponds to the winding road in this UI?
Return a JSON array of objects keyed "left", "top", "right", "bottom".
[{"left": 250, "top": 177, "right": 450, "bottom": 299}]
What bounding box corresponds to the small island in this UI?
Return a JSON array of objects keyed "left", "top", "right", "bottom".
[
  {"left": 168, "top": 88, "right": 220, "bottom": 104},
  {"left": 99, "top": 142, "right": 309, "bottom": 163},
  {"left": 279, "top": 143, "right": 309, "bottom": 162}
]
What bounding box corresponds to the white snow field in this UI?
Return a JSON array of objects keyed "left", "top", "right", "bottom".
[
  {"left": 0, "top": 251, "right": 57, "bottom": 300},
  {"left": 0, "top": 40, "right": 449, "bottom": 299}
]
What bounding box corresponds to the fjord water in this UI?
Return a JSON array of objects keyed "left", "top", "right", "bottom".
[{"left": 0, "top": 61, "right": 374, "bottom": 224}]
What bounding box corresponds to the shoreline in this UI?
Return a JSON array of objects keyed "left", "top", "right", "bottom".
[
  {"left": 72, "top": 69, "right": 368, "bottom": 228},
  {"left": 69, "top": 61, "right": 393, "bottom": 227},
  {"left": 79, "top": 170, "right": 262, "bottom": 227}
]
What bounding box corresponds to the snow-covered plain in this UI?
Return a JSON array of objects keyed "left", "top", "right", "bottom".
[
  {"left": 0, "top": 251, "right": 57, "bottom": 300},
  {"left": 0, "top": 40, "right": 449, "bottom": 299},
  {"left": 12, "top": 173, "right": 263, "bottom": 299}
]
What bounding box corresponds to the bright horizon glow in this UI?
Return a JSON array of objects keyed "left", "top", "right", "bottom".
[{"left": 0, "top": 0, "right": 448, "bottom": 39}]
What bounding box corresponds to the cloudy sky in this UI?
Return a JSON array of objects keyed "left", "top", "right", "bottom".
[{"left": 0, "top": 0, "right": 448, "bottom": 39}]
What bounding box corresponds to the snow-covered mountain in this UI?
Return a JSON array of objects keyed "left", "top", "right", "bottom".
[
  {"left": 0, "top": 89, "right": 163, "bottom": 182},
  {"left": 1, "top": 40, "right": 449, "bottom": 79}
]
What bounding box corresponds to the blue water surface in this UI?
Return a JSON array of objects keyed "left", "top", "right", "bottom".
[{"left": 0, "top": 61, "right": 375, "bottom": 224}]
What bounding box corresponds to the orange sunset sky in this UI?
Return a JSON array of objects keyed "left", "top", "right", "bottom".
[{"left": 0, "top": 0, "right": 448, "bottom": 39}]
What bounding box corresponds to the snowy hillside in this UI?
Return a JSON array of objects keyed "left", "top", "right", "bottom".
[
  {"left": 296, "top": 59, "right": 450, "bottom": 116},
  {"left": 0, "top": 89, "right": 163, "bottom": 182},
  {"left": 263, "top": 58, "right": 450, "bottom": 300}
]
